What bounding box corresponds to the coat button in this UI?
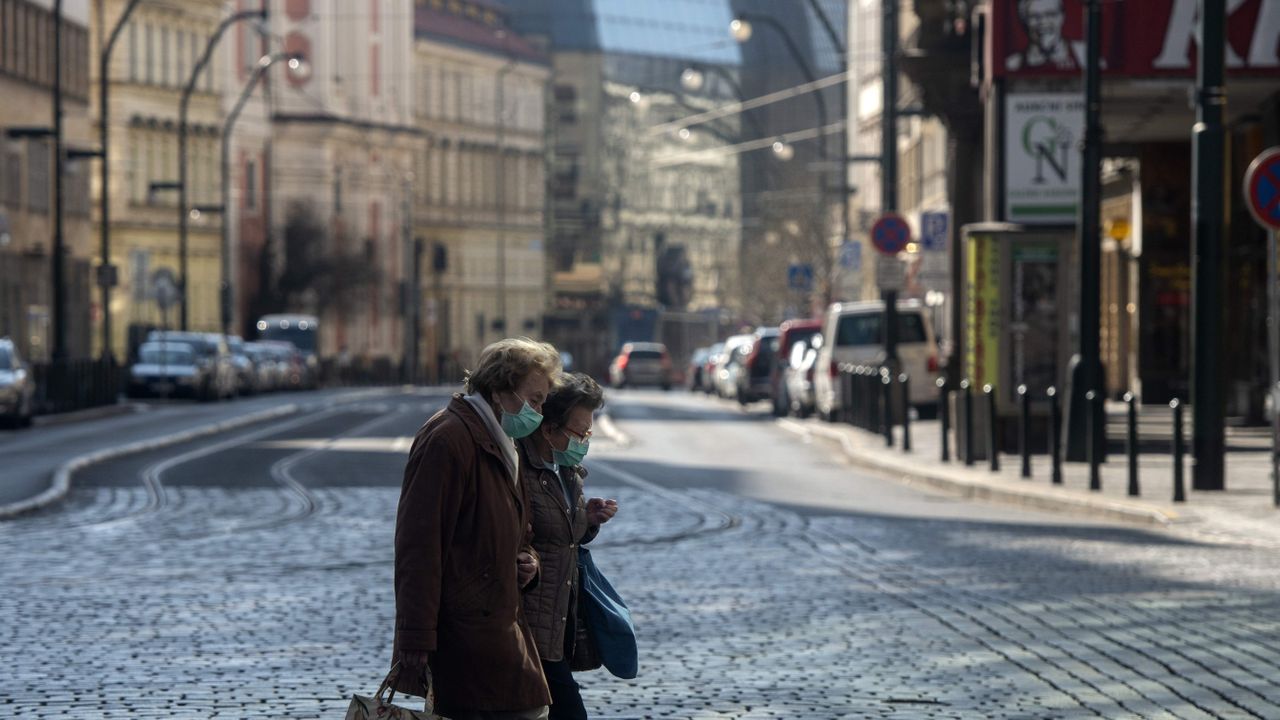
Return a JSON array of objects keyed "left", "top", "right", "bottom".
[{"left": 566, "top": 580, "right": 572, "bottom": 586}]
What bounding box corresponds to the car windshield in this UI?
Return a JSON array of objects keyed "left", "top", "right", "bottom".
[
  {"left": 835, "top": 313, "right": 926, "bottom": 347},
  {"left": 140, "top": 347, "right": 195, "bottom": 365},
  {"left": 0, "top": 347, "right": 12, "bottom": 370},
  {"left": 628, "top": 350, "right": 663, "bottom": 360}
]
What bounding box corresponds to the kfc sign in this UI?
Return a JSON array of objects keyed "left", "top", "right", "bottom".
[{"left": 994, "top": 0, "right": 1280, "bottom": 77}]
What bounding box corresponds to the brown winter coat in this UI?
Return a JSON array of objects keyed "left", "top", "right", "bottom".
[
  {"left": 516, "top": 437, "right": 599, "bottom": 662},
  {"left": 392, "top": 395, "right": 551, "bottom": 716}
]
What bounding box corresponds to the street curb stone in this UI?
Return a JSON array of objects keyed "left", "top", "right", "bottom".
[{"left": 776, "top": 418, "right": 1179, "bottom": 527}]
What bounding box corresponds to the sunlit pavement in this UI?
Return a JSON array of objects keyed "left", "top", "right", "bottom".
[{"left": 3, "top": 388, "right": 1280, "bottom": 718}]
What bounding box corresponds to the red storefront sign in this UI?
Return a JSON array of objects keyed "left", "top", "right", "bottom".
[{"left": 992, "top": 0, "right": 1280, "bottom": 78}]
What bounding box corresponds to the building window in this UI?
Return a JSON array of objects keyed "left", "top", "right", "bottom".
[
  {"left": 176, "top": 30, "right": 185, "bottom": 85},
  {"left": 1, "top": 143, "right": 21, "bottom": 208},
  {"left": 144, "top": 23, "right": 153, "bottom": 84},
  {"left": 26, "top": 141, "right": 50, "bottom": 214},
  {"left": 160, "top": 26, "right": 169, "bottom": 86},
  {"left": 245, "top": 159, "right": 257, "bottom": 211},
  {"left": 128, "top": 21, "right": 138, "bottom": 81}
]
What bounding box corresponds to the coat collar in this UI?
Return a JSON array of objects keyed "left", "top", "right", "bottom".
[
  {"left": 517, "top": 436, "right": 581, "bottom": 526},
  {"left": 447, "top": 395, "right": 524, "bottom": 508}
]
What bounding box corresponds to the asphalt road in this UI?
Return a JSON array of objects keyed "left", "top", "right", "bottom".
[{"left": 3, "top": 387, "right": 1280, "bottom": 718}]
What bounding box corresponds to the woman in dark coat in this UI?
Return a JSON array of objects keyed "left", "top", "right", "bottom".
[
  {"left": 516, "top": 373, "right": 618, "bottom": 720},
  {"left": 393, "top": 337, "right": 563, "bottom": 720}
]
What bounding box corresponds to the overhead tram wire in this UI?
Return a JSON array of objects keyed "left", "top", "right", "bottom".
[{"left": 647, "top": 70, "right": 849, "bottom": 138}]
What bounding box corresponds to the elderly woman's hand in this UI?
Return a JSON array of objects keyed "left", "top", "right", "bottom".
[
  {"left": 517, "top": 551, "right": 538, "bottom": 587},
  {"left": 586, "top": 497, "right": 618, "bottom": 525}
]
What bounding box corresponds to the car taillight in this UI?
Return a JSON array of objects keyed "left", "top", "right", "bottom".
[
  {"left": 829, "top": 361, "right": 839, "bottom": 378},
  {"left": 927, "top": 354, "right": 939, "bottom": 373},
  {"left": 661, "top": 353, "right": 672, "bottom": 370},
  {"left": 617, "top": 355, "right": 629, "bottom": 371}
]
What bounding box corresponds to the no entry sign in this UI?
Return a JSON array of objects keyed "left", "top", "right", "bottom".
[
  {"left": 1245, "top": 147, "right": 1280, "bottom": 232},
  {"left": 871, "top": 213, "right": 911, "bottom": 256}
]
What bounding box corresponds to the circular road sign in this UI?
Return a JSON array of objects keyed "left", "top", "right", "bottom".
[
  {"left": 1245, "top": 147, "right": 1280, "bottom": 232},
  {"left": 871, "top": 213, "right": 912, "bottom": 256},
  {"left": 152, "top": 268, "right": 179, "bottom": 310}
]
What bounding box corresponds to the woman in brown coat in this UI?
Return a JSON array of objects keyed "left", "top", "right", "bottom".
[
  {"left": 516, "top": 373, "right": 618, "bottom": 720},
  {"left": 393, "top": 337, "right": 562, "bottom": 720}
]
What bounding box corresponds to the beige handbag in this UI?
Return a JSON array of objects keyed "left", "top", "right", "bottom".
[{"left": 345, "top": 664, "right": 440, "bottom": 720}]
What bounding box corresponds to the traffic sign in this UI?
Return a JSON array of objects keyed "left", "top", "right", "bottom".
[
  {"left": 876, "top": 256, "right": 905, "bottom": 291},
  {"left": 1245, "top": 147, "right": 1280, "bottom": 231},
  {"left": 152, "top": 268, "right": 178, "bottom": 310},
  {"left": 787, "top": 263, "right": 814, "bottom": 292},
  {"left": 838, "top": 240, "right": 861, "bottom": 270},
  {"left": 920, "top": 210, "right": 949, "bottom": 252},
  {"left": 871, "top": 213, "right": 911, "bottom": 256}
]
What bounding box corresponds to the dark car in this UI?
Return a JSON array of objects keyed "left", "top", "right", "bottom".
[
  {"left": 735, "top": 327, "right": 780, "bottom": 405},
  {"left": 128, "top": 341, "right": 210, "bottom": 399},
  {"left": 0, "top": 338, "right": 36, "bottom": 427},
  {"left": 609, "top": 342, "right": 673, "bottom": 390},
  {"left": 145, "top": 331, "right": 238, "bottom": 400},
  {"left": 686, "top": 347, "right": 711, "bottom": 392}
]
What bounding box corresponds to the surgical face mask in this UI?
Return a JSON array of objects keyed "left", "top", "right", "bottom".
[
  {"left": 552, "top": 430, "right": 590, "bottom": 467},
  {"left": 500, "top": 392, "right": 543, "bottom": 439}
]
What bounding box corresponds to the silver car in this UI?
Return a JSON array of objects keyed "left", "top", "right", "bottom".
[
  {"left": 0, "top": 338, "right": 35, "bottom": 427},
  {"left": 128, "top": 341, "right": 209, "bottom": 400}
]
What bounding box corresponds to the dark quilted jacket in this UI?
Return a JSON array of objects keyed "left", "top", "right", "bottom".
[{"left": 516, "top": 437, "right": 599, "bottom": 662}]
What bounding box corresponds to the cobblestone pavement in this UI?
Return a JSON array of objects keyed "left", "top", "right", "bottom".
[{"left": 4, "top": 390, "right": 1280, "bottom": 718}]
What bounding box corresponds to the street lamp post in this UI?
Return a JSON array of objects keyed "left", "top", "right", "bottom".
[
  {"left": 217, "top": 53, "right": 306, "bottom": 338},
  {"left": 52, "top": 0, "right": 66, "bottom": 361},
  {"left": 178, "top": 8, "right": 268, "bottom": 331},
  {"left": 495, "top": 53, "right": 518, "bottom": 338},
  {"left": 97, "top": 0, "right": 144, "bottom": 361}
]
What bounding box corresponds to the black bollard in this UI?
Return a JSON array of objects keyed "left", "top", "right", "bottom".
[
  {"left": 1018, "top": 384, "right": 1031, "bottom": 478},
  {"left": 1125, "top": 391, "right": 1139, "bottom": 496},
  {"left": 961, "top": 380, "right": 974, "bottom": 467},
  {"left": 984, "top": 384, "right": 999, "bottom": 472},
  {"left": 1172, "top": 398, "right": 1186, "bottom": 502},
  {"left": 1048, "top": 386, "right": 1063, "bottom": 485},
  {"left": 900, "top": 373, "right": 911, "bottom": 453},
  {"left": 841, "top": 365, "right": 853, "bottom": 425},
  {"left": 937, "top": 377, "right": 950, "bottom": 462},
  {"left": 881, "top": 369, "right": 894, "bottom": 448},
  {"left": 1086, "top": 390, "right": 1101, "bottom": 491}
]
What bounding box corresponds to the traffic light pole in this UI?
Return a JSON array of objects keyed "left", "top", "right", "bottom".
[
  {"left": 1191, "top": 0, "right": 1226, "bottom": 490},
  {"left": 882, "top": 0, "right": 899, "bottom": 362}
]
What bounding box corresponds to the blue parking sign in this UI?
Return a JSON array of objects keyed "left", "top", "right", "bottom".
[
  {"left": 787, "top": 264, "right": 814, "bottom": 292},
  {"left": 921, "top": 211, "right": 949, "bottom": 252}
]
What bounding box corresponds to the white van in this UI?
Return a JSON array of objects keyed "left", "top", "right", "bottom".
[{"left": 813, "top": 300, "right": 940, "bottom": 420}]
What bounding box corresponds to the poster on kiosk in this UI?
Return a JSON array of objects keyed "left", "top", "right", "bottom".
[{"left": 958, "top": 223, "right": 1074, "bottom": 458}]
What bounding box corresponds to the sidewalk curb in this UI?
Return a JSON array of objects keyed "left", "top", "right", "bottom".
[
  {"left": 778, "top": 418, "right": 1179, "bottom": 527},
  {"left": 32, "top": 401, "right": 146, "bottom": 428},
  {"left": 0, "top": 404, "right": 304, "bottom": 521}
]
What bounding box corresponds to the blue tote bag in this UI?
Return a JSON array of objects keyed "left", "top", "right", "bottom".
[{"left": 577, "top": 547, "right": 637, "bottom": 679}]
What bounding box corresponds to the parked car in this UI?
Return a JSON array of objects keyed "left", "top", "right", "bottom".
[
  {"left": 713, "top": 334, "right": 754, "bottom": 399},
  {"left": 700, "top": 343, "right": 725, "bottom": 395},
  {"left": 0, "top": 338, "right": 35, "bottom": 427},
  {"left": 813, "top": 300, "right": 940, "bottom": 421},
  {"left": 609, "top": 342, "right": 673, "bottom": 390},
  {"left": 226, "top": 336, "right": 259, "bottom": 395},
  {"left": 783, "top": 333, "right": 823, "bottom": 418},
  {"left": 257, "top": 340, "right": 312, "bottom": 390},
  {"left": 145, "top": 331, "right": 238, "bottom": 400},
  {"left": 686, "top": 347, "right": 711, "bottom": 392},
  {"left": 243, "top": 341, "right": 283, "bottom": 392},
  {"left": 771, "top": 319, "right": 823, "bottom": 416},
  {"left": 735, "top": 327, "right": 781, "bottom": 405},
  {"left": 127, "top": 341, "right": 211, "bottom": 400}
]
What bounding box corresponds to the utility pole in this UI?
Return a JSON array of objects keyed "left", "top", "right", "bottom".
[
  {"left": 1065, "top": 0, "right": 1105, "bottom": 462},
  {"left": 1192, "top": 0, "right": 1226, "bottom": 490},
  {"left": 881, "top": 0, "right": 899, "bottom": 363},
  {"left": 51, "top": 0, "right": 67, "bottom": 361}
]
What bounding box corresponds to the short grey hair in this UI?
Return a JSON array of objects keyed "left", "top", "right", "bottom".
[{"left": 463, "top": 337, "right": 562, "bottom": 398}]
